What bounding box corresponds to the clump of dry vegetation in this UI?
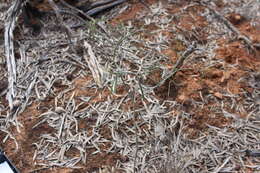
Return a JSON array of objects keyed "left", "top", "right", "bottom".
[{"left": 0, "top": 0, "right": 259, "bottom": 172}]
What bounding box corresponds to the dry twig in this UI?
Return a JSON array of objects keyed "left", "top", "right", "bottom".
[{"left": 201, "top": 2, "right": 257, "bottom": 55}]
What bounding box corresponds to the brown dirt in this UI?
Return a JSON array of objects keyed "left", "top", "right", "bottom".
[{"left": 0, "top": 0, "right": 260, "bottom": 172}]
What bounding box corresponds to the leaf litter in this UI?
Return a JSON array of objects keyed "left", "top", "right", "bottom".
[{"left": 0, "top": 0, "right": 260, "bottom": 172}]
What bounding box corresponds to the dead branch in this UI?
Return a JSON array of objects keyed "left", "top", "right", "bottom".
[
  {"left": 47, "top": 0, "right": 73, "bottom": 44},
  {"left": 201, "top": 2, "right": 257, "bottom": 55},
  {"left": 4, "top": 0, "right": 27, "bottom": 110},
  {"left": 60, "top": 0, "right": 126, "bottom": 34},
  {"left": 151, "top": 42, "right": 197, "bottom": 89},
  {"left": 83, "top": 41, "right": 104, "bottom": 88}
]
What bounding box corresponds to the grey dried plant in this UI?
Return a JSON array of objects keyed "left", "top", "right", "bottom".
[{"left": 4, "top": 0, "right": 28, "bottom": 110}]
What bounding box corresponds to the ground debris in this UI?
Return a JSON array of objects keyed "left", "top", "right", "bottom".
[{"left": 0, "top": 0, "right": 260, "bottom": 172}]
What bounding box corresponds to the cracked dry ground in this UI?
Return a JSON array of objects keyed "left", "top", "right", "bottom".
[{"left": 0, "top": 0, "right": 260, "bottom": 173}]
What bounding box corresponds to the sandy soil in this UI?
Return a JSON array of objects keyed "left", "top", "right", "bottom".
[{"left": 0, "top": 0, "right": 260, "bottom": 172}]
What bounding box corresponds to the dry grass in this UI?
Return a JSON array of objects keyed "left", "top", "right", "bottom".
[{"left": 0, "top": 0, "right": 260, "bottom": 172}]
